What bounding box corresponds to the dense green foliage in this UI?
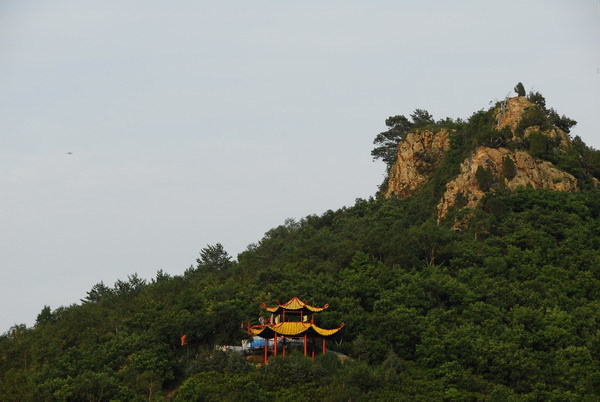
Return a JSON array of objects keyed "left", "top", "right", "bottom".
[
  {"left": 2, "top": 89, "right": 600, "bottom": 400},
  {"left": 1, "top": 187, "right": 599, "bottom": 400}
]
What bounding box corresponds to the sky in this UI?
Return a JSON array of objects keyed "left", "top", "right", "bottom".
[{"left": 1, "top": 1, "right": 599, "bottom": 332}]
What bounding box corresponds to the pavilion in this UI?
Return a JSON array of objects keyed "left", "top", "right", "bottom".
[{"left": 247, "top": 297, "right": 344, "bottom": 364}]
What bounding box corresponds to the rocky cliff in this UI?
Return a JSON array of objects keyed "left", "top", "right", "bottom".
[
  {"left": 384, "top": 95, "right": 588, "bottom": 221},
  {"left": 496, "top": 96, "right": 570, "bottom": 147},
  {"left": 384, "top": 129, "right": 449, "bottom": 198},
  {"left": 496, "top": 95, "right": 531, "bottom": 132},
  {"left": 436, "top": 147, "right": 578, "bottom": 219}
]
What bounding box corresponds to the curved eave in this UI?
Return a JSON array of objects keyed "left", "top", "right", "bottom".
[
  {"left": 262, "top": 297, "right": 329, "bottom": 314},
  {"left": 249, "top": 322, "right": 344, "bottom": 339},
  {"left": 309, "top": 323, "right": 345, "bottom": 337},
  {"left": 249, "top": 325, "right": 275, "bottom": 338}
]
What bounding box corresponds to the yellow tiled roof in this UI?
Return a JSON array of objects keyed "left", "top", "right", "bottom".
[
  {"left": 248, "top": 321, "right": 344, "bottom": 338},
  {"left": 262, "top": 297, "right": 329, "bottom": 313}
]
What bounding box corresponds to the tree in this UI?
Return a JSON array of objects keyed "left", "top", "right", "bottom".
[
  {"left": 371, "top": 115, "right": 412, "bottom": 168},
  {"left": 114, "top": 274, "right": 146, "bottom": 296},
  {"left": 371, "top": 109, "right": 435, "bottom": 169},
  {"left": 476, "top": 126, "right": 512, "bottom": 148},
  {"left": 572, "top": 136, "right": 600, "bottom": 179},
  {"left": 475, "top": 165, "right": 494, "bottom": 191},
  {"left": 407, "top": 220, "right": 455, "bottom": 267},
  {"left": 528, "top": 131, "right": 551, "bottom": 159},
  {"left": 35, "top": 306, "right": 54, "bottom": 326},
  {"left": 547, "top": 108, "right": 577, "bottom": 134},
  {"left": 502, "top": 156, "right": 517, "bottom": 180},
  {"left": 527, "top": 91, "right": 547, "bottom": 109},
  {"left": 196, "top": 243, "right": 232, "bottom": 272},
  {"left": 515, "top": 106, "right": 550, "bottom": 137},
  {"left": 514, "top": 82, "right": 526, "bottom": 97},
  {"left": 82, "top": 281, "right": 113, "bottom": 303},
  {"left": 410, "top": 109, "right": 435, "bottom": 128}
]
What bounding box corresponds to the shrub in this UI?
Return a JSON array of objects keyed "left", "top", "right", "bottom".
[
  {"left": 528, "top": 131, "right": 551, "bottom": 159},
  {"left": 527, "top": 91, "right": 546, "bottom": 109},
  {"left": 514, "top": 82, "right": 526, "bottom": 97},
  {"left": 475, "top": 166, "right": 494, "bottom": 191},
  {"left": 515, "top": 106, "right": 550, "bottom": 137},
  {"left": 502, "top": 156, "right": 517, "bottom": 180},
  {"left": 547, "top": 108, "right": 577, "bottom": 134}
]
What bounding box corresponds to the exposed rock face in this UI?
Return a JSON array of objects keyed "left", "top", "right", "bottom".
[
  {"left": 385, "top": 130, "right": 449, "bottom": 198},
  {"left": 384, "top": 96, "right": 582, "bottom": 221},
  {"left": 436, "top": 147, "right": 579, "bottom": 219},
  {"left": 524, "top": 126, "right": 571, "bottom": 149},
  {"left": 497, "top": 96, "right": 570, "bottom": 147},
  {"left": 496, "top": 96, "right": 531, "bottom": 132}
]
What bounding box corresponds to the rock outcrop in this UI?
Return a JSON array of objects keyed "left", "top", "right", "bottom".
[
  {"left": 496, "top": 96, "right": 531, "bottom": 132},
  {"left": 384, "top": 95, "right": 584, "bottom": 222},
  {"left": 385, "top": 130, "right": 449, "bottom": 198},
  {"left": 497, "top": 96, "right": 570, "bottom": 147},
  {"left": 524, "top": 126, "right": 571, "bottom": 149},
  {"left": 436, "top": 147, "right": 578, "bottom": 219}
]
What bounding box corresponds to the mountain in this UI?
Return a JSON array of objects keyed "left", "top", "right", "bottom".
[{"left": 1, "top": 86, "right": 599, "bottom": 400}]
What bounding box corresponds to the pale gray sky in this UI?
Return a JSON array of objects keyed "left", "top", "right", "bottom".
[{"left": 1, "top": 1, "right": 599, "bottom": 332}]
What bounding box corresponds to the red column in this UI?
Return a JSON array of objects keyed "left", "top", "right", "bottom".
[
  {"left": 274, "top": 333, "right": 278, "bottom": 357},
  {"left": 303, "top": 334, "right": 308, "bottom": 356},
  {"left": 264, "top": 339, "right": 268, "bottom": 364},
  {"left": 322, "top": 338, "right": 326, "bottom": 355}
]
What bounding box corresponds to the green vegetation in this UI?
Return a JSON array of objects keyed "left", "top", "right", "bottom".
[
  {"left": 373, "top": 84, "right": 597, "bottom": 196},
  {"left": 517, "top": 90, "right": 577, "bottom": 136},
  {"left": 475, "top": 166, "right": 494, "bottom": 191},
  {"left": 515, "top": 105, "right": 550, "bottom": 137},
  {"left": 2, "top": 186, "right": 599, "bottom": 400},
  {"left": 371, "top": 109, "right": 436, "bottom": 169},
  {"left": 2, "top": 88, "right": 600, "bottom": 400},
  {"left": 514, "top": 82, "right": 526, "bottom": 97},
  {"left": 502, "top": 156, "right": 517, "bottom": 180},
  {"left": 527, "top": 130, "right": 555, "bottom": 159}
]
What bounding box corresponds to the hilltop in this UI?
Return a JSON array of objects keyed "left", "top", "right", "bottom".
[
  {"left": 376, "top": 87, "right": 599, "bottom": 224},
  {"left": 1, "top": 85, "right": 599, "bottom": 400},
  {"left": 386, "top": 95, "right": 596, "bottom": 218}
]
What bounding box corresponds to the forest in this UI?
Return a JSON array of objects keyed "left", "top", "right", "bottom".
[{"left": 1, "top": 87, "right": 599, "bottom": 400}]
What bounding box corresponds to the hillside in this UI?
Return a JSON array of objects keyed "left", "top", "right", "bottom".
[{"left": 1, "top": 86, "right": 600, "bottom": 400}]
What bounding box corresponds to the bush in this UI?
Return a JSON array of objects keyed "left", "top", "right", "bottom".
[
  {"left": 527, "top": 91, "right": 546, "bottom": 109},
  {"left": 547, "top": 108, "right": 577, "bottom": 134},
  {"left": 475, "top": 166, "right": 494, "bottom": 191},
  {"left": 502, "top": 156, "right": 517, "bottom": 180},
  {"left": 515, "top": 106, "right": 550, "bottom": 137},
  {"left": 528, "top": 131, "right": 552, "bottom": 159},
  {"left": 514, "top": 82, "right": 526, "bottom": 97}
]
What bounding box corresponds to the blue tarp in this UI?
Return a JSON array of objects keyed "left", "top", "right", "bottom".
[{"left": 249, "top": 336, "right": 266, "bottom": 348}]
